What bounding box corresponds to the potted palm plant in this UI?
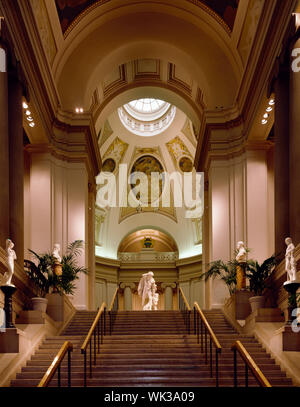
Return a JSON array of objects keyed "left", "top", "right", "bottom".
[
  {"left": 246, "top": 255, "right": 277, "bottom": 312},
  {"left": 26, "top": 240, "right": 88, "bottom": 314}
]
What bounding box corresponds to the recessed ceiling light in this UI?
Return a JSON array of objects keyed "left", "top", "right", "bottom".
[
  {"left": 266, "top": 107, "right": 272, "bottom": 112},
  {"left": 29, "top": 122, "right": 35, "bottom": 127},
  {"left": 262, "top": 119, "right": 268, "bottom": 125},
  {"left": 263, "top": 113, "right": 269, "bottom": 119},
  {"left": 269, "top": 99, "right": 275, "bottom": 105},
  {"left": 23, "top": 102, "right": 28, "bottom": 109},
  {"left": 27, "top": 116, "right": 33, "bottom": 122},
  {"left": 26, "top": 110, "right": 31, "bottom": 116}
]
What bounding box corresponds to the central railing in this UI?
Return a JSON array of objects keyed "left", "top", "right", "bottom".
[
  {"left": 109, "top": 287, "right": 119, "bottom": 335},
  {"left": 178, "top": 287, "right": 191, "bottom": 334},
  {"left": 81, "top": 287, "right": 119, "bottom": 386},
  {"left": 38, "top": 341, "right": 73, "bottom": 387},
  {"left": 231, "top": 340, "right": 272, "bottom": 387},
  {"left": 193, "top": 302, "right": 222, "bottom": 387}
]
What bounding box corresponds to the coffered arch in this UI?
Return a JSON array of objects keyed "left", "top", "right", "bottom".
[{"left": 55, "top": 3, "right": 242, "bottom": 112}]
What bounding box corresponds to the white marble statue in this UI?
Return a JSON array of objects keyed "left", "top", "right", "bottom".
[
  {"left": 285, "top": 237, "right": 297, "bottom": 282},
  {"left": 236, "top": 241, "right": 247, "bottom": 263},
  {"left": 138, "top": 271, "right": 159, "bottom": 311},
  {"left": 52, "top": 243, "right": 61, "bottom": 263},
  {"left": 2, "top": 239, "right": 16, "bottom": 286}
]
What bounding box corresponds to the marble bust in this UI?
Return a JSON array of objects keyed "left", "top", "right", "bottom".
[
  {"left": 138, "top": 271, "right": 159, "bottom": 311},
  {"left": 236, "top": 241, "right": 247, "bottom": 263},
  {"left": 2, "top": 239, "right": 16, "bottom": 287},
  {"left": 285, "top": 237, "right": 297, "bottom": 282},
  {"left": 52, "top": 243, "right": 62, "bottom": 263}
]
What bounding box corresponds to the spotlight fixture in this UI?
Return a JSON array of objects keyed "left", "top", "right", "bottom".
[
  {"left": 262, "top": 119, "right": 268, "bottom": 125},
  {"left": 269, "top": 99, "right": 275, "bottom": 105},
  {"left": 266, "top": 107, "right": 272, "bottom": 112},
  {"left": 22, "top": 102, "right": 28, "bottom": 109},
  {"left": 75, "top": 108, "right": 83, "bottom": 114},
  {"left": 29, "top": 122, "right": 35, "bottom": 127},
  {"left": 25, "top": 110, "right": 31, "bottom": 116},
  {"left": 263, "top": 113, "right": 269, "bottom": 119}
]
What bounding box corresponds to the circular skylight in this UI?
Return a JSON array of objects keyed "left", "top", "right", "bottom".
[
  {"left": 119, "top": 98, "right": 176, "bottom": 137},
  {"left": 125, "top": 99, "right": 170, "bottom": 121}
]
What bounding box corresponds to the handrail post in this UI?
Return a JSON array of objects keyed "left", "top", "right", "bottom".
[
  {"left": 209, "top": 338, "right": 213, "bottom": 377},
  {"left": 215, "top": 349, "right": 219, "bottom": 387},
  {"left": 205, "top": 327, "right": 207, "bottom": 364},
  {"left": 57, "top": 365, "right": 61, "bottom": 387},
  {"left": 193, "top": 307, "right": 196, "bottom": 335},
  {"left": 84, "top": 351, "right": 87, "bottom": 387},
  {"left": 89, "top": 340, "right": 92, "bottom": 378},
  {"left": 94, "top": 329, "right": 96, "bottom": 365},
  {"left": 233, "top": 348, "right": 237, "bottom": 387},
  {"left": 68, "top": 348, "right": 71, "bottom": 388},
  {"left": 245, "top": 364, "right": 248, "bottom": 387},
  {"left": 188, "top": 310, "right": 190, "bottom": 334}
]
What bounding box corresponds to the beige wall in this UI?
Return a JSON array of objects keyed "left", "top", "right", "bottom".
[{"left": 24, "top": 152, "right": 90, "bottom": 310}]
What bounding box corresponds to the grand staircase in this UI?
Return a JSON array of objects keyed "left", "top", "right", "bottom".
[{"left": 10, "top": 309, "right": 293, "bottom": 387}]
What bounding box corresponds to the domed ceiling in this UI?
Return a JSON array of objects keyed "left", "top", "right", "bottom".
[{"left": 55, "top": 0, "right": 239, "bottom": 34}]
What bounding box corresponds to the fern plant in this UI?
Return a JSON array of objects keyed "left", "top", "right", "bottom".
[
  {"left": 200, "top": 259, "right": 239, "bottom": 295},
  {"left": 57, "top": 240, "right": 88, "bottom": 295},
  {"left": 246, "top": 255, "right": 277, "bottom": 296}
]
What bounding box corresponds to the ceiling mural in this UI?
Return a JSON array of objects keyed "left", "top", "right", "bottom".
[{"left": 55, "top": 0, "right": 239, "bottom": 34}]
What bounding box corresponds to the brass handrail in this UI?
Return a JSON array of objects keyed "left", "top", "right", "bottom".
[
  {"left": 109, "top": 287, "right": 118, "bottom": 311},
  {"left": 193, "top": 302, "right": 222, "bottom": 386},
  {"left": 194, "top": 302, "right": 222, "bottom": 351},
  {"left": 81, "top": 302, "right": 107, "bottom": 353},
  {"left": 231, "top": 340, "right": 272, "bottom": 387},
  {"left": 179, "top": 287, "right": 191, "bottom": 311},
  {"left": 38, "top": 341, "right": 73, "bottom": 387}
]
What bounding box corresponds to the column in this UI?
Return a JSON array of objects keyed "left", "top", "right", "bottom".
[
  {"left": 8, "top": 70, "right": 24, "bottom": 265},
  {"left": 120, "top": 283, "right": 135, "bottom": 311},
  {"left": 289, "top": 37, "right": 300, "bottom": 244},
  {"left": 0, "top": 45, "right": 9, "bottom": 249},
  {"left": 274, "top": 65, "right": 290, "bottom": 257},
  {"left": 162, "top": 283, "right": 176, "bottom": 310}
]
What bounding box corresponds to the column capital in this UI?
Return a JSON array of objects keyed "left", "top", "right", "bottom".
[
  {"left": 119, "top": 282, "right": 136, "bottom": 290},
  {"left": 161, "top": 282, "right": 177, "bottom": 290}
]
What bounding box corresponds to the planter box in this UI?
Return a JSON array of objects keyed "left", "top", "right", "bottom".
[{"left": 16, "top": 310, "right": 45, "bottom": 324}]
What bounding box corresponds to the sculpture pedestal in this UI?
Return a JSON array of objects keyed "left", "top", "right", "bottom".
[
  {"left": 282, "top": 325, "right": 300, "bottom": 351},
  {"left": 283, "top": 280, "right": 300, "bottom": 324},
  {"left": 236, "top": 262, "right": 247, "bottom": 290},
  {"left": 0, "top": 285, "right": 17, "bottom": 328}
]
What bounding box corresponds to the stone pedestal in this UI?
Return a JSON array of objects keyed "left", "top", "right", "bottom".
[
  {"left": 0, "top": 328, "right": 19, "bottom": 353},
  {"left": 16, "top": 310, "right": 45, "bottom": 324},
  {"left": 0, "top": 285, "right": 17, "bottom": 328},
  {"left": 162, "top": 283, "right": 176, "bottom": 310},
  {"left": 234, "top": 291, "right": 252, "bottom": 320},
  {"left": 236, "top": 263, "right": 247, "bottom": 290},
  {"left": 46, "top": 292, "right": 64, "bottom": 322},
  {"left": 282, "top": 325, "right": 300, "bottom": 351},
  {"left": 283, "top": 280, "right": 300, "bottom": 324}
]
